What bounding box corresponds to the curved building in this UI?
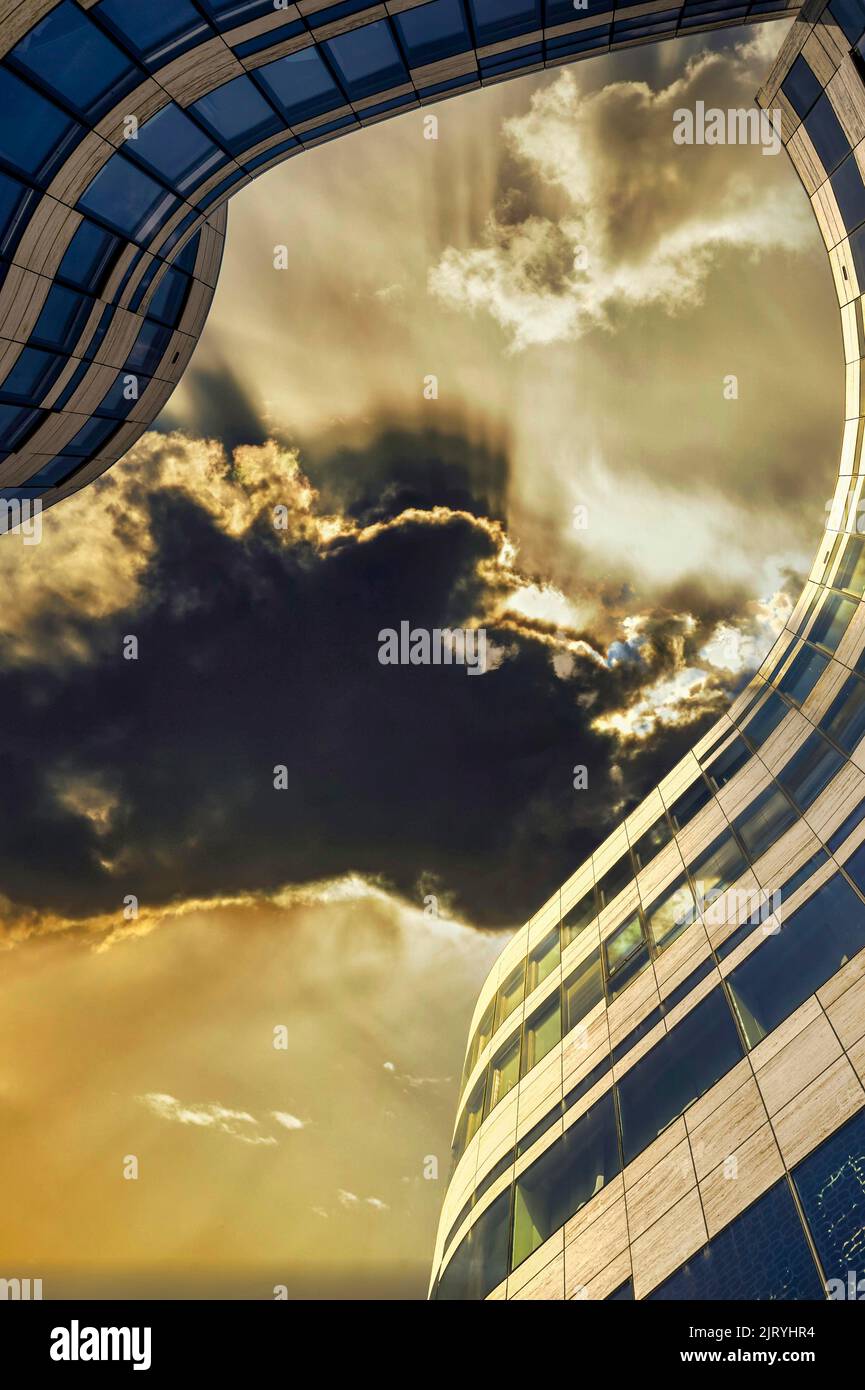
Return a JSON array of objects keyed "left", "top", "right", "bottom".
[
  {"left": 0, "top": 0, "right": 793, "bottom": 519},
  {"left": 430, "top": 0, "right": 865, "bottom": 1301}
]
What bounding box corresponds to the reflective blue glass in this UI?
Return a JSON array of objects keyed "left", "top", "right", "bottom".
[
  {"left": 78, "top": 153, "right": 179, "bottom": 241},
  {"left": 777, "top": 643, "right": 829, "bottom": 704},
  {"left": 125, "top": 321, "right": 173, "bottom": 376},
  {"left": 830, "top": 0, "right": 865, "bottom": 44},
  {"left": 0, "top": 347, "right": 65, "bottom": 405},
  {"left": 468, "top": 0, "right": 541, "bottom": 44},
  {"left": 649, "top": 1181, "right": 822, "bottom": 1300},
  {"left": 95, "top": 369, "right": 150, "bottom": 419},
  {"left": 12, "top": 1, "right": 139, "bottom": 119},
  {"left": 733, "top": 783, "right": 797, "bottom": 862},
  {"left": 63, "top": 415, "right": 119, "bottom": 457},
  {"left": 23, "top": 454, "right": 82, "bottom": 489},
  {"left": 96, "top": 0, "right": 211, "bottom": 64},
  {"left": 190, "top": 75, "right": 283, "bottom": 154},
  {"left": 0, "top": 403, "right": 43, "bottom": 451},
  {"left": 777, "top": 729, "right": 845, "bottom": 812},
  {"left": 794, "top": 1109, "right": 865, "bottom": 1291},
  {"left": 146, "top": 267, "right": 190, "bottom": 327},
  {"left": 323, "top": 21, "right": 409, "bottom": 101},
  {"left": 31, "top": 285, "right": 92, "bottom": 350},
  {"left": 727, "top": 873, "right": 865, "bottom": 1048},
  {"left": 805, "top": 94, "right": 851, "bottom": 175},
  {"left": 131, "top": 104, "right": 227, "bottom": 195},
  {"left": 199, "top": 0, "right": 274, "bottom": 21},
  {"left": 393, "top": 0, "right": 472, "bottom": 66},
  {"left": 255, "top": 48, "right": 343, "bottom": 125},
  {"left": 782, "top": 57, "right": 823, "bottom": 121},
  {"left": 0, "top": 68, "right": 79, "bottom": 180},
  {"left": 821, "top": 673, "right": 865, "bottom": 754},
  {"left": 827, "top": 143, "right": 864, "bottom": 228},
  {"left": 0, "top": 169, "right": 35, "bottom": 258},
  {"left": 741, "top": 689, "right": 788, "bottom": 745},
  {"left": 57, "top": 219, "right": 120, "bottom": 293}
]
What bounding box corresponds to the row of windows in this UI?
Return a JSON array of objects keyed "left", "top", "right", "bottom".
[
  {"left": 445, "top": 865, "right": 865, "bottom": 1279},
  {"left": 436, "top": 888, "right": 865, "bottom": 1299},
  {"left": 460, "top": 627, "right": 865, "bottom": 1102}
]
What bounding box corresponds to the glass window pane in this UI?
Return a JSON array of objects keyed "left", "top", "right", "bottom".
[
  {"left": 793, "top": 1109, "right": 865, "bottom": 1289},
  {"left": 521, "top": 995, "right": 561, "bottom": 1076},
  {"left": 832, "top": 152, "right": 865, "bottom": 234},
  {"left": 648, "top": 1181, "right": 823, "bottom": 1300},
  {"left": 79, "top": 153, "right": 179, "bottom": 241},
  {"left": 564, "top": 949, "right": 604, "bottom": 1031},
  {"left": 596, "top": 852, "right": 633, "bottom": 909},
  {"left": 668, "top": 776, "right": 712, "bottom": 831},
  {"left": 495, "top": 961, "right": 525, "bottom": 1030},
  {"left": 31, "top": 285, "right": 92, "bottom": 350},
  {"left": 777, "top": 729, "right": 845, "bottom": 812},
  {"left": 733, "top": 784, "right": 797, "bottom": 862},
  {"left": 631, "top": 813, "right": 672, "bottom": 870},
  {"left": 561, "top": 886, "right": 597, "bottom": 945},
  {"left": 323, "top": 20, "right": 409, "bottom": 101},
  {"left": 0, "top": 67, "right": 79, "bottom": 180},
  {"left": 57, "top": 218, "right": 120, "bottom": 293},
  {"left": 689, "top": 830, "right": 749, "bottom": 901},
  {"left": 831, "top": 0, "right": 865, "bottom": 44},
  {"left": 727, "top": 874, "right": 865, "bottom": 1048},
  {"left": 0, "top": 347, "right": 64, "bottom": 405},
  {"left": 782, "top": 54, "right": 823, "bottom": 119},
  {"left": 809, "top": 591, "right": 858, "bottom": 652},
  {"left": 618, "top": 989, "right": 743, "bottom": 1164},
  {"left": 527, "top": 927, "right": 559, "bottom": 990},
  {"left": 132, "top": 104, "right": 227, "bottom": 194},
  {"left": 468, "top": 0, "right": 541, "bottom": 45},
  {"left": 705, "top": 735, "right": 750, "bottom": 790},
  {"left": 835, "top": 535, "right": 865, "bottom": 596},
  {"left": 190, "top": 75, "right": 283, "bottom": 155},
  {"left": 393, "top": 0, "right": 472, "bottom": 66},
  {"left": 603, "top": 911, "right": 649, "bottom": 999},
  {"left": 821, "top": 673, "right": 865, "bottom": 754},
  {"left": 805, "top": 93, "right": 851, "bottom": 175},
  {"left": 12, "top": 1, "right": 138, "bottom": 118},
  {"left": 96, "top": 0, "right": 211, "bottom": 64},
  {"left": 511, "top": 1092, "right": 619, "bottom": 1269},
  {"left": 741, "top": 689, "right": 789, "bottom": 745},
  {"left": 644, "top": 875, "right": 696, "bottom": 952},
  {"left": 255, "top": 48, "right": 343, "bottom": 125},
  {"left": 777, "top": 644, "right": 829, "bottom": 705},
  {"left": 484, "top": 1033, "right": 521, "bottom": 1116}
]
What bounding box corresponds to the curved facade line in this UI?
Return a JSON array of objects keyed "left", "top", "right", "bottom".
[
  {"left": 0, "top": 0, "right": 794, "bottom": 519},
  {"left": 430, "top": 0, "right": 865, "bottom": 1301}
]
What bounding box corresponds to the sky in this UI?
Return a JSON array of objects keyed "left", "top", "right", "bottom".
[{"left": 0, "top": 21, "right": 844, "bottom": 1298}]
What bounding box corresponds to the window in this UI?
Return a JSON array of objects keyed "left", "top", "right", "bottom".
[
  {"left": 830, "top": 0, "right": 865, "bottom": 44},
  {"left": 644, "top": 875, "right": 696, "bottom": 952},
  {"left": 630, "top": 813, "right": 672, "bottom": 870},
  {"left": 11, "top": 2, "right": 139, "bottom": 120},
  {"left": 322, "top": 21, "right": 409, "bottom": 102},
  {"left": 255, "top": 48, "right": 343, "bottom": 126},
  {"left": 131, "top": 104, "right": 227, "bottom": 196},
  {"left": 526, "top": 927, "right": 559, "bottom": 991},
  {"left": 79, "top": 153, "right": 179, "bottom": 242},
  {"left": 705, "top": 736, "right": 750, "bottom": 790},
  {"left": 494, "top": 961, "right": 525, "bottom": 1031},
  {"left": 561, "top": 886, "right": 597, "bottom": 945},
  {"left": 733, "top": 784, "right": 797, "bottom": 862},
  {"left": 95, "top": 370, "right": 151, "bottom": 420},
  {"left": 618, "top": 989, "right": 744, "bottom": 1164},
  {"left": 804, "top": 94, "right": 851, "bottom": 175},
  {"left": 511, "top": 1092, "right": 619, "bottom": 1269},
  {"left": 832, "top": 153, "right": 865, "bottom": 234},
  {"left": 521, "top": 995, "right": 561, "bottom": 1076},
  {"left": 96, "top": 0, "right": 211, "bottom": 65},
  {"left": 595, "top": 851, "right": 634, "bottom": 909},
  {"left": 190, "top": 76, "right": 283, "bottom": 156},
  {"left": 484, "top": 1033, "right": 521, "bottom": 1116},
  {"left": 782, "top": 54, "right": 823, "bottom": 119},
  {"left": 727, "top": 873, "right": 865, "bottom": 1048},
  {"left": 0, "top": 168, "right": 35, "bottom": 258},
  {"left": 146, "top": 266, "right": 190, "bottom": 328},
  {"left": 777, "top": 644, "right": 829, "bottom": 705},
  {"left": 463, "top": 999, "right": 493, "bottom": 1082},
  {"left": 0, "top": 404, "right": 44, "bottom": 453},
  {"left": 793, "top": 1109, "right": 865, "bottom": 1288},
  {"left": 468, "top": 0, "right": 541, "bottom": 45},
  {"left": 24, "top": 454, "right": 83, "bottom": 489},
  {"left": 393, "top": 0, "right": 472, "bottom": 67},
  {"left": 30, "top": 285, "right": 92, "bottom": 351},
  {"left": 0, "top": 68, "right": 80, "bottom": 181},
  {"left": 776, "top": 729, "right": 844, "bottom": 812},
  {"left": 648, "top": 1181, "right": 823, "bottom": 1300},
  {"left": 603, "top": 911, "right": 649, "bottom": 1000},
  {"left": 0, "top": 347, "right": 64, "bottom": 405},
  {"left": 808, "top": 591, "right": 857, "bottom": 652},
  {"left": 689, "top": 831, "right": 749, "bottom": 905},
  {"left": 57, "top": 219, "right": 120, "bottom": 294},
  {"left": 563, "top": 949, "right": 604, "bottom": 1031},
  {"left": 821, "top": 674, "right": 865, "bottom": 754},
  {"left": 460, "top": 1075, "right": 486, "bottom": 1155},
  {"left": 63, "top": 415, "right": 118, "bottom": 457},
  {"left": 607, "top": 1280, "right": 634, "bottom": 1300},
  {"left": 125, "top": 321, "right": 172, "bottom": 376},
  {"left": 835, "top": 535, "right": 865, "bottom": 596},
  {"left": 741, "top": 689, "right": 789, "bottom": 744},
  {"left": 668, "top": 776, "right": 712, "bottom": 831},
  {"left": 436, "top": 1188, "right": 511, "bottom": 1300}
]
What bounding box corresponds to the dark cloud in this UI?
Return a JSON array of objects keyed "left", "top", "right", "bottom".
[{"left": 0, "top": 430, "right": 733, "bottom": 933}]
